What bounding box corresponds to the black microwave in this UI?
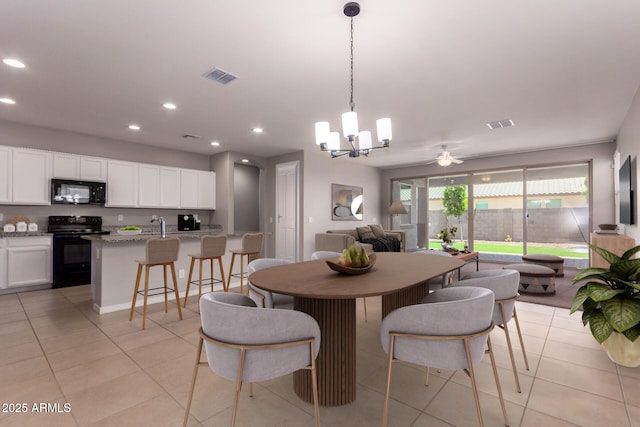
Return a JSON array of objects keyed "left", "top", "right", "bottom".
[{"left": 51, "top": 179, "right": 107, "bottom": 205}]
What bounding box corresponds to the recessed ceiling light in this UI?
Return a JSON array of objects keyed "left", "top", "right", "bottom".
[
  {"left": 252, "top": 127, "right": 263, "bottom": 133},
  {"left": 210, "top": 141, "right": 220, "bottom": 146},
  {"left": 3, "top": 58, "right": 25, "bottom": 68},
  {"left": 163, "top": 102, "right": 177, "bottom": 110},
  {"left": 0, "top": 97, "right": 16, "bottom": 105},
  {"left": 128, "top": 124, "right": 141, "bottom": 131},
  {"left": 241, "top": 159, "right": 249, "bottom": 163}
]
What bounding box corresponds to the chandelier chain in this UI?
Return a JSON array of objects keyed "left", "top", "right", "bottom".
[{"left": 349, "top": 16, "right": 355, "bottom": 112}]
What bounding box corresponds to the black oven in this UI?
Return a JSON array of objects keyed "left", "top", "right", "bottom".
[{"left": 49, "top": 216, "right": 109, "bottom": 288}]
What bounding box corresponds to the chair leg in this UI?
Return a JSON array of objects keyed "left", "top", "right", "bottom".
[
  {"left": 129, "top": 264, "right": 143, "bottom": 322},
  {"left": 513, "top": 306, "right": 530, "bottom": 370},
  {"left": 142, "top": 265, "right": 150, "bottom": 330},
  {"left": 362, "top": 297, "right": 368, "bottom": 322},
  {"left": 382, "top": 336, "right": 396, "bottom": 427},
  {"left": 310, "top": 341, "right": 320, "bottom": 427},
  {"left": 163, "top": 264, "right": 169, "bottom": 313},
  {"left": 232, "top": 349, "right": 247, "bottom": 427},
  {"left": 487, "top": 336, "right": 510, "bottom": 427},
  {"left": 209, "top": 258, "right": 214, "bottom": 292},
  {"left": 183, "top": 257, "right": 196, "bottom": 308},
  {"left": 227, "top": 253, "right": 236, "bottom": 290},
  {"left": 463, "top": 337, "right": 484, "bottom": 427},
  {"left": 198, "top": 258, "right": 204, "bottom": 302},
  {"left": 170, "top": 263, "right": 183, "bottom": 320},
  {"left": 500, "top": 303, "right": 522, "bottom": 393},
  {"left": 218, "top": 257, "right": 227, "bottom": 292},
  {"left": 239, "top": 254, "right": 245, "bottom": 294},
  {"left": 183, "top": 337, "right": 204, "bottom": 427},
  {"left": 425, "top": 367, "right": 430, "bottom": 386}
]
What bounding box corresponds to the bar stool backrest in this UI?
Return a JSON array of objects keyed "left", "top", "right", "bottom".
[
  {"left": 201, "top": 235, "right": 227, "bottom": 258},
  {"left": 145, "top": 237, "right": 180, "bottom": 264},
  {"left": 242, "top": 232, "right": 264, "bottom": 253}
]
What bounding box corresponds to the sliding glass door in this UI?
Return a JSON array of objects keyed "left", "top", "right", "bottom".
[
  {"left": 427, "top": 175, "right": 469, "bottom": 250},
  {"left": 390, "top": 178, "right": 426, "bottom": 251}
]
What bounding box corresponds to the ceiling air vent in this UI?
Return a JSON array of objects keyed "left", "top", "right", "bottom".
[
  {"left": 203, "top": 68, "right": 238, "bottom": 85},
  {"left": 182, "top": 134, "right": 201, "bottom": 140},
  {"left": 487, "top": 119, "right": 515, "bottom": 130}
]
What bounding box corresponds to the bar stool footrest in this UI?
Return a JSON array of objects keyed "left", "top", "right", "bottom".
[{"left": 137, "top": 286, "right": 176, "bottom": 297}]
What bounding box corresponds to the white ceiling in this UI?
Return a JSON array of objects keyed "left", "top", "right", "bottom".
[{"left": 2, "top": 0, "right": 640, "bottom": 169}]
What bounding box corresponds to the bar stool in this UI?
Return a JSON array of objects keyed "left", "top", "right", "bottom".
[
  {"left": 129, "top": 237, "right": 183, "bottom": 329},
  {"left": 227, "top": 232, "right": 264, "bottom": 293},
  {"left": 183, "top": 235, "right": 228, "bottom": 308}
]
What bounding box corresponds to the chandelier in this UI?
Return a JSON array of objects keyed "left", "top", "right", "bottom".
[{"left": 315, "top": 2, "right": 392, "bottom": 158}]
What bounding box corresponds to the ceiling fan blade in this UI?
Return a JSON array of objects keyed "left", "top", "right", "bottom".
[{"left": 452, "top": 158, "right": 464, "bottom": 164}]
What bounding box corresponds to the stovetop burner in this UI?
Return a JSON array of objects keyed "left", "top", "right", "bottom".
[{"left": 48, "top": 216, "right": 109, "bottom": 235}]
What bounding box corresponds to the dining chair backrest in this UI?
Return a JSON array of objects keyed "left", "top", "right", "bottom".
[
  {"left": 199, "top": 292, "right": 320, "bottom": 383},
  {"left": 415, "top": 250, "right": 453, "bottom": 287},
  {"left": 456, "top": 269, "right": 520, "bottom": 326},
  {"left": 145, "top": 237, "right": 180, "bottom": 264},
  {"left": 200, "top": 234, "right": 227, "bottom": 258},
  {"left": 247, "top": 258, "right": 293, "bottom": 274},
  {"left": 242, "top": 232, "right": 264, "bottom": 253},
  {"left": 380, "top": 286, "right": 495, "bottom": 371},
  {"left": 248, "top": 258, "right": 294, "bottom": 309},
  {"left": 311, "top": 251, "right": 341, "bottom": 260}
]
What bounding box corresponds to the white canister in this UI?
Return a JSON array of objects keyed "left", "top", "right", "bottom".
[
  {"left": 3, "top": 224, "right": 16, "bottom": 232},
  {"left": 16, "top": 221, "right": 28, "bottom": 232},
  {"left": 28, "top": 223, "right": 38, "bottom": 232}
]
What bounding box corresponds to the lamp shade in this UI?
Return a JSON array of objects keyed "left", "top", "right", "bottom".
[
  {"left": 388, "top": 200, "right": 408, "bottom": 215},
  {"left": 341, "top": 111, "right": 359, "bottom": 138},
  {"left": 315, "top": 121, "right": 330, "bottom": 145},
  {"left": 358, "top": 131, "right": 372, "bottom": 150},
  {"left": 376, "top": 118, "right": 392, "bottom": 142}
]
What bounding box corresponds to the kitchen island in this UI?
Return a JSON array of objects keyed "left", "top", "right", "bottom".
[{"left": 84, "top": 227, "right": 242, "bottom": 313}]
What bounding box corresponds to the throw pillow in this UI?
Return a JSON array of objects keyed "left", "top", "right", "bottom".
[
  {"left": 369, "top": 224, "right": 387, "bottom": 239},
  {"left": 356, "top": 226, "right": 376, "bottom": 241}
]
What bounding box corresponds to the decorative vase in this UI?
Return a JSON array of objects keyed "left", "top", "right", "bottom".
[{"left": 601, "top": 332, "right": 640, "bottom": 367}]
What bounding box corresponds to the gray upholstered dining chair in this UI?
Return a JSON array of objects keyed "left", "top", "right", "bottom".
[
  {"left": 183, "top": 292, "right": 321, "bottom": 427},
  {"left": 311, "top": 250, "right": 369, "bottom": 321},
  {"left": 247, "top": 258, "right": 294, "bottom": 309},
  {"left": 450, "top": 268, "right": 529, "bottom": 392},
  {"left": 415, "top": 249, "right": 454, "bottom": 289},
  {"left": 380, "top": 287, "right": 509, "bottom": 427}
]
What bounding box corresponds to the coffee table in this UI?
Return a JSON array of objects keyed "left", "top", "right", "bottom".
[
  {"left": 249, "top": 252, "right": 464, "bottom": 406},
  {"left": 450, "top": 251, "right": 479, "bottom": 279}
]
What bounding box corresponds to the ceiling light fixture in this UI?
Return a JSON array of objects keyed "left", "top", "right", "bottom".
[
  {"left": 162, "top": 102, "right": 177, "bottom": 110},
  {"left": 210, "top": 141, "right": 220, "bottom": 146},
  {"left": 128, "top": 124, "right": 141, "bottom": 131},
  {"left": 437, "top": 157, "right": 452, "bottom": 167},
  {"left": 252, "top": 127, "right": 263, "bottom": 133},
  {"left": 315, "top": 2, "right": 392, "bottom": 158},
  {"left": 3, "top": 58, "right": 26, "bottom": 68},
  {"left": 0, "top": 97, "right": 16, "bottom": 105}
]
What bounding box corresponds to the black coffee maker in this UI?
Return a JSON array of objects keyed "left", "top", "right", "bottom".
[{"left": 178, "top": 214, "right": 200, "bottom": 231}]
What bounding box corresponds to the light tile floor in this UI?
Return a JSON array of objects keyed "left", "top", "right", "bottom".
[{"left": 1, "top": 282, "right": 639, "bottom": 426}]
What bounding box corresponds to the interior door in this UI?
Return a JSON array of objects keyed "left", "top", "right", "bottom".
[{"left": 276, "top": 161, "right": 299, "bottom": 262}]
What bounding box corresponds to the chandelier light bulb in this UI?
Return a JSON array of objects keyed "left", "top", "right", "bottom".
[{"left": 341, "top": 111, "right": 359, "bottom": 138}]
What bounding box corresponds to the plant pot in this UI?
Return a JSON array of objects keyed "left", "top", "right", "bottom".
[{"left": 601, "top": 332, "right": 640, "bottom": 367}]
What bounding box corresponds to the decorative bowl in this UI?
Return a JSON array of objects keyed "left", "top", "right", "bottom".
[
  {"left": 326, "top": 253, "right": 376, "bottom": 275},
  {"left": 598, "top": 224, "right": 618, "bottom": 231},
  {"left": 117, "top": 229, "right": 142, "bottom": 235}
]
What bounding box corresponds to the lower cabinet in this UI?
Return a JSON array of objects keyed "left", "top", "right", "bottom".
[{"left": 0, "top": 236, "right": 52, "bottom": 289}]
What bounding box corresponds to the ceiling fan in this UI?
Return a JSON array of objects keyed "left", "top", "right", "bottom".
[{"left": 436, "top": 145, "right": 464, "bottom": 166}]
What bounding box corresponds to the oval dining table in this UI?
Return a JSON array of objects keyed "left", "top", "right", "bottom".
[{"left": 248, "top": 252, "right": 464, "bottom": 406}]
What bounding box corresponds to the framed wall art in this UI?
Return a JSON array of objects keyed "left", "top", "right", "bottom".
[{"left": 331, "top": 184, "right": 363, "bottom": 221}]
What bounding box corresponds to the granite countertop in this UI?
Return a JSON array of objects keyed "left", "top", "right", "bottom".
[
  {"left": 84, "top": 225, "right": 225, "bottom": 243},
  {"left": 0, "top": 231, "right": 51, "bottom": 238}
]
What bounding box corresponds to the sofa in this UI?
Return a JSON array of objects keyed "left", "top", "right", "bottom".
[{"left": 315, "top": 225, "right": 406, "bottom": 253}]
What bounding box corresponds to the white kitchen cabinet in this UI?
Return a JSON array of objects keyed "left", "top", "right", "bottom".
[
  {"left": 0, "top": 239, "right": 6, "bottom": 289},
  {"left": 52, "top": 152, "right": 81, "bottom": 179},
  {"left": 107, "top": 160, "right": 138, "bottom": 207},
  {"left": 180, "top": 169, "right": 199, "bottom": 209},
  {"left": 11, "top": 148, "right": 51, "bottom": 205},
  {"left": 4, "top": 236, "right": 52, "bottom": 289},
  {"left": 80, "top": 156, "right": 108, "bottom": 181},
  {"left": 198, "top": 171, "right": 216, "bottom": 209},
  {"left": 160, "top": 167, "right": 180, "bottom": 208},
  {"left": 0, "top": 146, "right": 11, "bottom": 203},
  {"left": 138, "top": 163, "right": 161, "bottom": 207}
]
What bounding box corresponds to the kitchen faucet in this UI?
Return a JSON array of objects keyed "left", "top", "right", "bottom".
[{"left": 150, "top": 216, "right": 166, "bottom": 238}]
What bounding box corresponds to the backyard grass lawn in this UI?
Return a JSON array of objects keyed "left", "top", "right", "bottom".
[{"left": 428, "top": 241, "right": 588, "bottom": 258}]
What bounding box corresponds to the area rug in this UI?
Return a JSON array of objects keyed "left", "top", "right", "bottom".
[{"left": 457, "top": 261, "right": 579, "bottom": 309}]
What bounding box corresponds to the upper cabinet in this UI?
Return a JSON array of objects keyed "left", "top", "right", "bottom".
[
  {"left": 180, "top": 169, "right": 215, "bottom": 209},
  {"left": 11, "top": 148, "right": 51, "bottom": 205},
  {"left": 0, "top": 146, "right": 11, "bottom": 203},
  {"left": 159, "top": 167, "right": 181, "bottom": 208},
  {"left": 198, "top": 171, "right": 216, "bottom": 209},
  {"left": 52, "top": 153, "right": 107, "bottom": 181},
  {"left": 106, "top": 160, "right": 139, "bottom": 207}
]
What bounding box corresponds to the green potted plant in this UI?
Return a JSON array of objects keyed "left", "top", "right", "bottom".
[
  {"left": 437, "top": 226, "right": 457, "bottom": 250},
  {"left": 570, "top": 243, "right": 640, "bottom": 367}
]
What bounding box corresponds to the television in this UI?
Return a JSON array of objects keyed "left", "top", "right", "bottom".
[{"left": 619, "top": 155, "right": 635, "bottom": 225}]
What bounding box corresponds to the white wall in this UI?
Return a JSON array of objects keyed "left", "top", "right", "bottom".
[{"left": 615, "top": 85, "right": 640, "bottom": 244}]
